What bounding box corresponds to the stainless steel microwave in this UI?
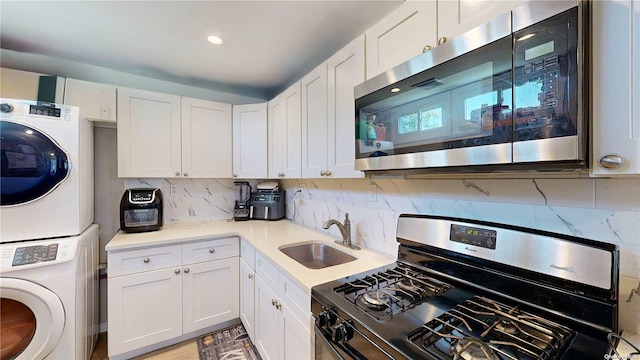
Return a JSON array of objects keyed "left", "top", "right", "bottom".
[{"left": 354, "top": 1, "right": 587, "bottom": 174}]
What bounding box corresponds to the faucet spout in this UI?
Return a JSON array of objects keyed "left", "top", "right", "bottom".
[{"left": 321, "top": 213, "right": 359, "bottom": 250}]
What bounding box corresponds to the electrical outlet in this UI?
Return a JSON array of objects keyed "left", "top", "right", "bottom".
[
  {"left": 368, "top": 184, "right": 377, "bottom": 202},
  {"left": 170, "top": 184, "right": 178, "bottom": 195}
]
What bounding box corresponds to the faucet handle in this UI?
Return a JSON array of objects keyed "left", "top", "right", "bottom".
[{"left": 344, "top": 213, "right": 350, "bottom": 223}]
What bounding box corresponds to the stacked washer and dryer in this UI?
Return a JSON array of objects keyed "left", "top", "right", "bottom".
[{"left": 0, "top": 98, "right": 99, "bottom": 360}]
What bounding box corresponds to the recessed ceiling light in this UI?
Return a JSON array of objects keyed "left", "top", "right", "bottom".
[
  {"left": 207, "top": 35, "right": 222, "bottom": 45},
  {"left": 390, "top": 87, "right": 401, "bottom": 93}
]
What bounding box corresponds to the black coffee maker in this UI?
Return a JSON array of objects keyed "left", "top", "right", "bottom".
[{"left": 233, "top": 181, "right": 251, "bottom": 221}]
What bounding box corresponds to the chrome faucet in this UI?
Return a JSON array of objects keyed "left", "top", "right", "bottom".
[{"left": 322, "top": 213, "right": 360, "bottom": 250}]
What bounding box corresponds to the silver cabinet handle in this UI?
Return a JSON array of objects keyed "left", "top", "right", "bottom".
[
  {"left": 325, "top": 170, "right": 332, "bottom": 177},
  {"left": 183, "top": 172, "right": 188, "bottom": 177},
  {"left": 143, "top": 258, "right": 150, "bottom": 263},
  {"left": 272, "top": 299, "right": 277, "bottom": 306},
  {"left": 175, "top": 171, "right": 181, "bottom": 176},
  {"left": 438, "top": 37, "right": 447, "bottom": 45},
  {"left": 599, "top": 154, "right": 624, "bottom": 169},
  {"left": 233, "top": 174, "right": 238, "bottom": 178},
  {"left": 175, "top": 269, "right": 181, "bottom": 274},
  {"left": 248, "top": 273, "right": 253, "bottom": 279},
  {"left": 423, "top": 45, "right": 432, "bottom": 52},
  {"left": 209, "top": 248, "right": 215, "bottom": 253},
  {"left": 320, "top": 170, "right": 326, "bottom": 176},
  {"left": 184, "top": 268, "right": 190, "bottom": 274},
  {"left": 276, "top": 302, "right": 282, "bottom": 310}
]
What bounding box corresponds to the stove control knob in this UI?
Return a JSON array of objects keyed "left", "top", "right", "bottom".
[
  {"left": 315, "top": 310, "right": 336, "bottom": 328},
  {"left": 332, "top": 321, "right": 353, "bottom": 344}
]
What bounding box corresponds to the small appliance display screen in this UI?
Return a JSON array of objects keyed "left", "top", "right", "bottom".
[
  {"left": 450, "top": 224, "right": 497, "bottom": 249},
  {"left": 12, "top": 244, "right": 58, "bottom": 266},
  {"left": 29, "top": 105, "right": 61, "bottom": 117}
]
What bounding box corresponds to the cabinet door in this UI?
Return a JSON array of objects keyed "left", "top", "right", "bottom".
[
  {"left": 591, "top": 0, "right": 640, "bottom": 176},
  {"left": 365, "top": 1, "right": 437, "bottom": 79},
  {"left": 64, "top": 78, "right": 117, "bottom": 124},
  {"left": 438, "top": 0, "right": 527, "bottom": 43},
  {"left": 107, "top": 268, "right": 182, "bottom": 356},
  {"left": 280, "top": 304, "right": 311, "bottom": 360},
  {"left": 269, "top": 82, "right": 302, "bottom": 179},
  {"left": 182, "top": 258, "right": 239, "bottom": 334},
  {"left": 301, "top": 62, "right": 328, "bottom": 178},
  {"left": 181, "top": 97, "right": 232, "bottom": 178},
  {"left": 254, "top": 276, "right": 280, "bottom": 360},
  {"left": 268, "top": 94, "right": 285, "bottom": 179},
  {"left": 240, "top": 258, "right": 256, "bottom": 340},
  {"left": 117, "top": 88, "right": 181, "bottom": 178},
  {"left": 232, "top": 103, "right": 268, "bottom": 179},
  {"left": 327, "top": 35, "right": 366, "bottom": 179}
]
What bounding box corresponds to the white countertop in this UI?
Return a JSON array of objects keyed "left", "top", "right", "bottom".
[
  {"left": 615, "top": 331, "right": 640, "bottom": 357},
  {"left": 106, "top": 220, "right": 397, "bottom": 292}
]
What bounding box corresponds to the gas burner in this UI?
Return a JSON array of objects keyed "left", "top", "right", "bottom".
[
  {"left": 362, "top": 290, "right": 390, "bottom": 310},
  {"left": 451, "top": 338, "right": 499, "bottom": 360},
  {"left": 397, "top": 278, "right": 424, "bottom": 294},
  {"left": 495, "top": 319, "right": 519, "bottom": 335}
]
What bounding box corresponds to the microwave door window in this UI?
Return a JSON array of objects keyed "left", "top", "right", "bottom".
[{"left": 356, "top": 35, "right": 513, "bottom": 159}]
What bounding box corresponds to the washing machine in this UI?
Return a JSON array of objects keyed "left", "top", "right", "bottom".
[
  {"left": 0, "top": 98, "right": 93, "bottom": 242},
  {"left": 0, "top": 224, "right": 99, "bottom": 360}
]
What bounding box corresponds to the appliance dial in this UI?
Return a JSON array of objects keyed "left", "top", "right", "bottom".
[
  {"left": 315, "top": 309, "right": 337, "bottom": 328},
  {"left": 332, "top": 320, "right": 354, "bottom": 343},
  {"left": 0, "top": 103, "right": 14, "bottom": 113}
]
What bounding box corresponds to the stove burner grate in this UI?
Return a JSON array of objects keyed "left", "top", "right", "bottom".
[
  {"left": 407, "top": 296, "right": 576, "bottom": 360},
  {"left": 333, "top": 263, "right": 453, "bottom": 320}
]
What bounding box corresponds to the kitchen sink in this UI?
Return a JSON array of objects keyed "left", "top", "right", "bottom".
[{"left": 279, "top": 241, "right": 357, "bottom": 269}]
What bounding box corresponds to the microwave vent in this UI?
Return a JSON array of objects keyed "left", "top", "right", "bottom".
[{"left": 412, "top": 77, "right": 446, "bottom": 90}]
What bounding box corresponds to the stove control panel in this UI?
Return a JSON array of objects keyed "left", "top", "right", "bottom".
[
  {"left": 333, "top": 320, "right": 355, "bottom": 344},
  {"left": 315, "top": 309, "right": 337, "bottom": 328}
]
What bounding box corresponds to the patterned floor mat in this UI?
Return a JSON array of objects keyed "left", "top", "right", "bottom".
[{"left": 197, "top": 323, "right": 262, "bottom": 360}]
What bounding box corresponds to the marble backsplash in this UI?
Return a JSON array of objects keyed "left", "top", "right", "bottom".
[{"left": 124, "top": 176, "right": 640, "bottom": 333}]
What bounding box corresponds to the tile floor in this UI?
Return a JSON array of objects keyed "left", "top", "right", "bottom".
[{"left": 91, "top": 333, "right": 199, "bottom": 360}]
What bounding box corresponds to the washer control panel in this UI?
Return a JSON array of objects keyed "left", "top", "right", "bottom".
[{"left": 12, "top": 244, "right": 59, "bottom": 266}]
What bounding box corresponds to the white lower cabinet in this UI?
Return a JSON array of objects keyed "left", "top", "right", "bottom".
[
  {"left": 239, "top": 239, "right": 256, "bottom": 339},
  {"left": 254, "top": 253, "right": 311, "bottom": 360},
  {"left": 107, "top": 237, "right": 239, "bottom": 359}
]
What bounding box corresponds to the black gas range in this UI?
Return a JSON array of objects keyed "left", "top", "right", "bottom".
[{"left": 311, "top": 214, "right": 619, "bottom": 360}]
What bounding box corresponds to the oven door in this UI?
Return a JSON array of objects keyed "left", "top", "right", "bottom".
[{"left": 315, "top": 325, "right": 346, "bottom": 360}]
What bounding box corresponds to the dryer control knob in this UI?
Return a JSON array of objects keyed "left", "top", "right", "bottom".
[{"left": 0, "top": 103, "right": 14, "bottom": 113}]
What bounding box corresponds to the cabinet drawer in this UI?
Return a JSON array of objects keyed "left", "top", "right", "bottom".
[
  {"left": 182, "top": 237, "right": 239, "bottom": 265},
  {"left": 280, "top": 275, "right": 311, "bottom": 330},
  {"left": 240, "top": 239, "right": 256, "bottom": 270},
  {"left": 108, "top": 245, "right": 181, "bottom": 277},
  {"left": 256, "top": 253, "right": 279, "bottom": 290}
]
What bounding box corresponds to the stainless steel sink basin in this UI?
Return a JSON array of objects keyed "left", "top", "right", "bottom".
[{"left": 279, "top": 241, "right": 357, "bottom": 269}]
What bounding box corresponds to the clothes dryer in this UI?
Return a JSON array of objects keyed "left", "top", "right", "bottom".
[{"left": 0, "top": 98, "right": 93, "bottom": 242}]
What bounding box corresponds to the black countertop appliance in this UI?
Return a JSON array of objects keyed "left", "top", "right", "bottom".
[{"left": 120, "top": 188, "right": 163, "bottom": 233}]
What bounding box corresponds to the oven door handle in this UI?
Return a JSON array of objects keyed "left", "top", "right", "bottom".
[{"left": 315, "top": 325, "right": 346, "bottom": 360}]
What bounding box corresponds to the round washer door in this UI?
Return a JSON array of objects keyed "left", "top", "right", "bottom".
[
  {"left": 0, "top": 120, "right": 70, "bottom": 206},
  {"left": 0, "top": 278, "right": 65, "bottom": 360}
]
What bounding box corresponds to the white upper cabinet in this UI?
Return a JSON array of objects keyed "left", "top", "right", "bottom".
[
  {"left": 181, "top": 97, "right": 232, "bottom": 178},
  {"left": 327, "top": 35, "right": 365, "bottom": 178},
  {"left": 301, "top": 62, "right": 328, "bottom": 178},
  {"left": 268, "top": 82, "right": 302, "bottom": 179},
  {"left": 64, "top": 78, "right": 117, "bottom": 126},
  {"left": 365, "top": 1, "right": 437, "bottom": 80},
  {"left": 118, "top": 87, "right": 182, "bottom": 178},
  {"left": 301, "top": 35, "right": 365, "bottom": 178},
  {"left": 117, "top": 87, "right": 232, "bottom": 178},
  {"left": 233, "top": 103, "right": 268, "bottom": 179},
  {"left": 591, "top": 0, "right": 640, "bottom": 176},
  {"left": 437, "top": 0, "right": 528, "bottom": 44}
]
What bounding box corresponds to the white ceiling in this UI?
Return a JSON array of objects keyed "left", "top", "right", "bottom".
[{"left": 0, "top": 1, "right": 403, "bottom": 100}]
